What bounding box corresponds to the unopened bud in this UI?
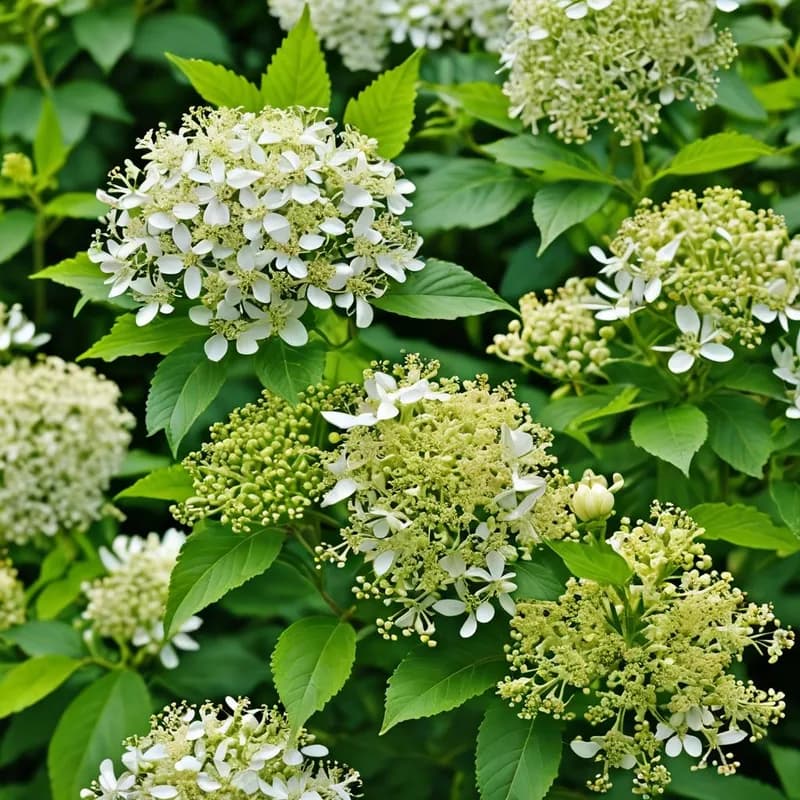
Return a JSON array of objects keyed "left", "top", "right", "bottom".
[
  {"left": 570, "top": 470, "right": 624, "bottom": 522},
  {"left": 1, "top": 153, "right": 33, "bottom": 186}
]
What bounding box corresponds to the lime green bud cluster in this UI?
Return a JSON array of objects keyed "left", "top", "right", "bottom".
[
  {"left": 1, "top": 152, "right": 34, "bottom": 186},
  {"left": 489, "top": 277, "right": 614, "bottom": 381},
  {"left": 175, "top": 386, "right": 332, "bottom": 533},
  {"left": 0, "top": 556, "right": 25, "bottom": 631},
  {"left": 501, "top": 0, "right": 736, "bottom": 144},
  {"left": 0, "top": 356, "right": 134, "bottom": 546},
  {"left": 499, "top": 503, "right": 793, "bottom": 796},
  {"left": 81, "top": 696, "right": 360, "bottom": 800}
]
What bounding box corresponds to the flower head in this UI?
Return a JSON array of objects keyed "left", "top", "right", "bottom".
[
  {"left": 0, "top": 556, "right": 25, "bottom": 631},
  {"left": 0, "top": 356, "right": 134, "bottom": 546},
  {"left": 0, "top": 301, "right": 50, "bottom": 358},
  {"left": 501, "top": 0, "right": 737, "bottom": 143},
  {"left": 82, "top": 529, "right": 202, "bottom": 669}
]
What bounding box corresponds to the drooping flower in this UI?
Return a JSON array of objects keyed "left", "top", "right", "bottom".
[
  {"left": 80, "top": 696, "right": 361, "bottom": 800},
  {"left": 0, "top": 556, "right": 25, "bottom": 631},
  {"left": 82, "top": 529, "right": 202, "bottom": 669},
  {"left": 0, "top": 302, "right": 50, "bottom": 358}
]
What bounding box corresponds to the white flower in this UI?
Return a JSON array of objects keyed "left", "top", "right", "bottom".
[
  {"left": 652, "top": 305, "right": 734, "bottom": 373},
  {"left": 583, "top": 277, "right": 642, "bottom": 321},
  {"left": 752, "top": 278, "right": 800, "bottom": 332},
  {"left": 468, "top": 551, "right": 518, "bottom": 616},
  {"left": 0, "top": 303, "right": 50, "bottom": 353},
  {"left": 570, "top": 737, "right": 637, "bottom": 769},
  {"left": 655, "top": 721, "right": 703, "bottom": 758},
  {"left": 79, "top": 759, "right": 136, "bottom": 799}
]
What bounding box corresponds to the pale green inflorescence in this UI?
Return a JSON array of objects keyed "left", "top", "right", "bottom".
[
  {"left": 501, "top": 0, "right": 737, "bottom": 144},
  {"left": 318, "top": 356, "right": 578, "bottom": 643},
  {"left": 82, "top": 529, "right": 202, "bottom": 669},
  {"left": 90, "top": 105, "right": 423, "bottom": 361},
  {"left": 174, "top": 385, "right": 334, "bottom": 533},
  {"left": 0, "top": 556, "right": 25, "bottom": 631},
  {"left": 499, "top": 503, "right": 793, "bottom": 796},
  {"left": 489, "top": 277, "right": 615, "bottom": 381},
  {"left": 80, "top": 696, "right": 361, "bottom": 799},
  {"left": 0, "top": 301, "right": 50, "bottom": 358},
  {"left": 0, "top": 356, "right": 134, "bottom": 546}
]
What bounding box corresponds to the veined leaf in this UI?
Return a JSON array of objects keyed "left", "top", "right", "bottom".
[
  {"left": 630, "top": 404, "right": 708, "bottom": 477},
  {"left": 533, "top": 182, "right": 612, "bottom": 254},
  {"left": 34, "top": 98, "right": 68, "bottom": 181},
  {"left": 0, "top": 209, "right": 36, "bottom": 264},
  {"left": 690, "top": 503, "right": 799, "bottom": 552},
  {"left": 72, "top": 6, "right": 137, "bottom": 72},
  {"left": 166, "top": 54, "right": 263, "bottom": 110},
  {"left": 547, "top": 540, "right": 633, "bottom": 585},
  {"left": 33, "top": 253, "right": 136, "bottom": 310},
  {"left": 704, "top": 394, "right": 773, "bottom": 478},
  {"left": 430, "top": 82, "right": 522, "bottom": 135},
  {"left": 0, "top": 656, "right": 83, "bottom": 718},
  {"left": 116, "top": 463, "right": 194, "bottom": 503},
  {"left": 654, "top": 132, "right": 773, "bottom": 179},
  {"left": 254, "top": 337, "right": 326, "bottom": 404}
]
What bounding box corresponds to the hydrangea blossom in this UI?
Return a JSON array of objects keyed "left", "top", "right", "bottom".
[
  {"left": 80, "top": 696, "right": 360, "bottom": 799},
  {"left": 501, "top": 0, "right": 737, "bottom": 143},
  {"left": 90, "top": 105, "right": 423, "bottom": 361},
  {"left": 317, "top": 356, "right": 578, "bottom": 643},
  {"left": 82, "top": 529, "right": 202, "bottom": 669},
  {"left": 0, "top": 356, "right": 134, "bottom": 546},
  {"left": 499, "top": 503, "right": 793, "bottom": 796},
  {"left": 0, "top": 302, "right": 50, "bottom": 357},
  {"left": 0, "top": 556, "right": 25, "bottom": 631}
]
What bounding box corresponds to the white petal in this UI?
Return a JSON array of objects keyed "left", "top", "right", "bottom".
[
  {"left": 321, "top": 411, "right": 378, "bottom": 429},
  {"left": 184, "top": 266, "right": 202, "bottom": 299},
  {"left": 204, "top": 334, "right": 229, "bottom": 362},
  {"left": 675, "top": 304, "right": 700, "bottom": 335},
  {"left": 717, "top": 729, "right": 747, "bottom": 745},
  {"left": 459, "top": 614, "right": 478, "bottom": 638},
  {"left": 655, "top": 723, "right": 674, "bottom": 741},
  {"left": 136, "top": 302, "right": 159, "bottom": 326},
  {"left": 355, "top": 296, "right": 374, "bottom": 328},
  {"left": 700, "top": 343, "right": 734, "bottom": 363},
  {"left": 279, "top": 318, "right": 308, "bottom": 347},
  {"left": 173, "top": 202, "right": 200, "bottom": 220},
  {"left": 320, "top": 478, "right": 359, "bottom": 507},
  {"left": 476, "top": 601, "right": 495, "bottom": 623},
  {"left": 432, "top": 599, "right": 467, "bottom": 616},
  {"left": 664, "top": 736, "right": 683, "bottom": 757},
  {"left": 307, "top": 285, "right": 332, "bottom": 309},
  {"left": 667, "top": 350, "right": 695, "bottom": 374},
  {"left": 373, "top": 550, "right": 396, "bottom": 576},
  {"left": 570, "top": 740, "right": 601, "bottom": 758},
  {"left": 150, "top": 787, "right": 179, "bottom": 799},
  {"left": 682, "top": 735, "right": 703, "bottom": 758}
]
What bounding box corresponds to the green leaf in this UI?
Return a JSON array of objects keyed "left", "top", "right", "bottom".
[
  {"left": 729, "top": 16, "right": 791, "bottom": 49},
  {"left": 752, "top": 78, "right": 800, "bottom": 113},
  {"left": 271, "top": 616, "right": 356, "bottom": 734},
  {"left": 71, "top": 6, "right": 137, "bottom": 72},
  {"left": 1, "top": 621, "right": 84, "bottom": 659},
  {"left": 344, "top": 51, "right": 421, "bottom": 159},
  {"left": 0, "top": 656, "right": 83, "bottom": 718},
  {"left": 703, "top": 394, "right": 773, "bottom": 478},
  {"left": 261, "top": 7, "right": 331, "bottom": 111},
  {"left": 36, "top": 562, "right": 103, "bottom": 620},
  {"left": 79, "top": 314, "right": 205, "bottom": 361},
  {"left": 56, "top": 80, "right": 132, "bottom": 124},
  {"left": 408, "top": 158, "right": 530, "bottom": 234},
  {"left": 166, "top": 54, "right": 263, "bottom": 110},
  {"left": 431, "top": 82, "right": 522, "bottom": 134},
  {"left": 547, "top": 540, "right": 633, "bottom": 585},
  {"left": 132, "top": 12, "right": 230, "bottom": 64},
  {"left": 715, "top": 70, "right": 768, "bottom": 123},
  {"left": 669, "top": 754, "right": 788, "bottom": 800},
  {"left": 145, "top": 341, "right": 229, "bottom": 455},
  {"left": 381, "top": 635, "right": 506, "bottom": 733},
  {"left": 47, "top": 671, "right": 151, "bottom": 800},
  {"left": 476, "top": 702, "right": 563, "bottom": 800},
  {"left": 0, "top": 44, "right": 29, "bottom": 86},
  {"left": 0, "top": 210, "right": 35, "bottom": 263},
  {"left": 512, "top": 552, "right": 570, "bottom": 601},
  {"left": 116, "top": 464, "right": 194, "bottom": 503},
  {"left": 770, "top": 481, "right": 800, "bottom": 536},
  {"left": 34, "top": 98, "right": 69, "bottom": 180},
  {"left": 373, "top": 258, "right": 514, "bottom": 319},
  {"left": 253, "top": 337, "right": 326, "bottom": 404},
  {"left": 533, "top": 182, "right": 612, "bottom": 254},
  {"left": 690, "top": 503, "right": 800, "bottom": 552},
  {"left": 769, "top": 743, "right": 800, "bottom": 800},
  {"left": 630, "top": 404, "right": 708, "bottom": 477},
  {"left": 654, "top": 132, "right": 773, "bottom": 179},
  {"left": 163, "top": 521, "right": 285, "bottom": 638},
  {"left": 116, "top": 449, "right": 172, "bottom": 477},
  {"left": 44, "top": 192, "right": 106, "bottom": 219}
]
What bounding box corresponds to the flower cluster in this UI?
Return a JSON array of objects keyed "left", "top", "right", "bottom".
[
  {"left": 268, "top": 0, "right": 509, "bottom": 72},
  {"left": 773, "top": 330, "right": 800, "bottom": 419},
  {"left": 174, "top": 385, "right": 333, "bottom": 533},
  {"left": 0, "top": 301, "right": 50, "bottom": 358},
  {"left": 489, "top": 277, "right": 614, "bottom": 381},
  {"left": 0, "top": 356, "right": 133, "bottom": 546},
  {"left": 499, "top": 503, "right": 793, "bottom": 796},
  {"left": 0, "top": 556, "right": 25, "bottom": 631},
  {"left": 80, "top": 696, "right": 361, "bottom": 799},
  {"left": 317, "top": 356, "right": 577, "bottom": 643},
  {"left": 90, "top": 105, "right": 423, "bottom": 361},
  {"left": 82, "top": 530, "right": 201, "bottom": 669},
  {"left": 501, "top": 0, "right": 737, "bottom": 144}
]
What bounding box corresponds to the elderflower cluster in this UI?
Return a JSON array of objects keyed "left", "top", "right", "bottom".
[
  {"left": 501, "top": 0, "right": 737, "bottom": 144},
  {"left": 90, "top": 105, "right": 423, "bottom": 361},
  {"left": 174, "top": 385, "right": 334, "bottom": 533},
  {"left": 0, "top": 557, "right": 25, "bottom": 631},
  {"left": 0, "top": 301, "right": 49, "bottom": 358},
  {"left": 489, "top": 277, "right": 614, "bottom": 381},
  {"left": 586, "top": 188, "right": 800, "bottom": 374},
  {"left": 0, "top": 356, "right": 133, "bottom": 546},
  {"left": 81, "top": 696, "right": 360, "bottom": 800},
  {"left": 317, "top": 356, "right": 577, "bottom": 643},
  {"left": 773, "top": 329, "right": 800, "bottom": 419},
  {"left": 499, "top": 503, "right": 793, "bottom": 796},
  {"left": 82, "top": 530, "right": 202, "bottom": 669}
]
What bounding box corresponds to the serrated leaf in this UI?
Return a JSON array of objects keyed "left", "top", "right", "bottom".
[
  {"left": 253, "top": 337, "right": 326, "bottom": 404},
  {"left": 34, "top": 98, "right": 68, "bottom": 180},
  {"left": 476, "top": 702, "right": 563, "bottom": 800},
  {"left": 1, "top": 621, "right": 84, "bottom": 659},
  {"left": 704, "top": 394, "right": 773, "bottom": 478},
  {"left": 547, "top": 540, "right": 633, "bottom": 585},
  {"left": 166, "top": 54, "right": 263, "bottom": 110},
  {"left": 630, "top": 404, "right": 708, "bottom": 477},
  {"left": 654, "top": 132, "right": 773, "bottom": 179},
  {"left": 164, "top": 521, "right": 285, "bottom": 637},
  {"left": 690, "top": 503, "right": 799, "bottom": 552},
  {"left": 0, "top": 656, "right": 83, "bottom": 718},
  {"left": 373, "top": 258, "right": 514, "bottom": 319},
  {"left": 261, "top": 7, "right": 331, "bottom": 111},
  {"left": 344, "top": 51, "right": 421, "bottom": 159},
  {"left": 0, "top": 209, "right": 35, "bottom": 263},
  {"left": 431, "top": 82, "right": 522, "bottom": 135},
  {"left": 271, "top": 616, "right": 356, "bottom": 735},
  {"left": 116, "top": 464, "right": 194, "bottom": 503},
  {"left": 72, "top": 6, "right": 137, "bottom": 72},
  {"left": 533, "top": 182, "right": 612, "bottom": 254},
  {"left": 47, "top": 671, "right": 151, "bottom": 800},
  {"left": 43, "top": 192, "right": 106, "bottom": 219}
]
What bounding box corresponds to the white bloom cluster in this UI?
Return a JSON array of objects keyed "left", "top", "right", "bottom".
[
  {"left": 81, "top": 696, "right": 361, "bottom": 799},
  {"left": 0, "top": 356, "right": 133, "bottom": 546},
  {"left": 0, "top": 556, "right": 25, "bottom": 631},
  {"left": 773, "top": 330, "right": 800, "bottom": 419},
  {"left": 0, "top": 302, "right": 49, "bottom": 356},
  {"left": 90, "top": 105, "right": 423, "bottom": 361},
  {"left": 82, "top": 530, "right": 201, "bottom": 669}
]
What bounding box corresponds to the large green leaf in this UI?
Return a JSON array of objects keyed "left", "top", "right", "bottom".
[
  {"left": 344, "top": 51, "right": 421, "bottom": 159},
  {"left": 1, "top": 621, "right": 84, "bottom": 659},
  {"left": 132, "top": 12, "right": 230, "bottom": 63},
  {"left": 166, "top": 54, "right": 262, "bottom": 110},
  {"left": 771, "top": 481, "right": 800, "bottom": 536},
  {"left": 0, "top": 210, "right": 35, "bottom": 264},
  {"left": 654, "top": 132, "right": 773, "bottom": 179},
  {"left": 690, "top": 503, "right": 799, "bottom": 552},
  {"left": 476, "top": 702, "right": 563, "bottom": 800},
  {"left": 260, "top": 7, "right": 331, "bottom": 111},
  {"left": 253, "top": 337, "right": 326, "bottom": 404},
  {"left": 47, "top": 671, "right": 151, "bottom": 800},
  {"left": 373, "top": 259, "right": 514, "bottom": 319},
  {"left": 272, "top": 616, "right": 356, "bottom": 734},
  {"left": 630, "top": 404, "right": 708, "bottom": 477},
  {"left": 431, "top": 82, "right": 522, "bottom": 134},
  {"left": 72, "top": 6, "right": 137, "bottom": 72},
  {"left": 116, "top": 464, "right": 194, "bottom": 503},
  {"left": 547, "top": 540, "right": 633, "bottom": 585},
  {"left": 533, "top": 182, "right": 612, "bottom": 254},
  {"left": 0, "top": 656, "right": 83, "bottom": 718},
  {"left": 33, "top": 98, "right": 68, "bottom": 181},
  {"left": 769, "top": 743, "right": 800, "bottom": 800},
  {"left": 163, "top": 521, "right": 285, "bottom": 637},
  {"left": 43, "top": 193, "right": 106, "bottom": 220},
  {"left": 704, "top": 394, "right": 773, "bottom": 477},
  {"left": 512, "top": 552, "right": 570, "bottom": 601}
]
